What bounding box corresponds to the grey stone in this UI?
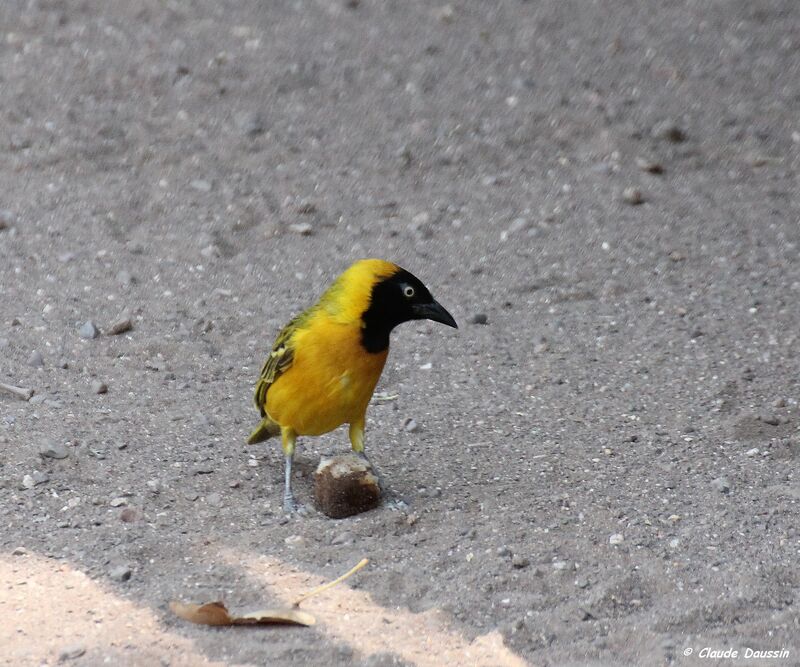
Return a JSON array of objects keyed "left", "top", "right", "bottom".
[
  {"left": 39, "top": 441, "right": 68, "bottom": 459},
  {"left": 79, "top": 321, "right": 99, "bottom": 339},
  {"left": 91, "top": 380, "right": 108, "bottom": 394},
  {"left": 28, "top": 350, "right": 44, "bottom": 367},
  {"left": 107, "top": 317, "right": 133, "bottom": 335},
  {"left": 469, "top": 313, "right": 488, "bottom": 325},
  {"left": 109, "top": 565, "right": 132, "bottom": 582},
  {"left": 711, "top": 476, "right": 731, "bottom": 493}
]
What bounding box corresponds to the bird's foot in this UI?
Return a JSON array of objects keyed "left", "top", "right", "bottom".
[{"left": 283, "top": 494, "right": 299, "bottom": 515}]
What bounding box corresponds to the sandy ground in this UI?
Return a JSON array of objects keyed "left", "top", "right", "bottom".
[{"left": 1, "top": 1, "right": 800, "bottom": 665}]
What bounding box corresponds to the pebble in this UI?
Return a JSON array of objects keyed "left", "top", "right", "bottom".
[
  {"left": 552, "top": 560, "right": 569, "bottom": 571},
  {"left": 289, "top": 222, "right": 313, "bottom": 235},
  {"left": 184, "top": 491, "right": 200, "bottom": 501},
  {"left": 22, "top": 471, "right": 49, "bottom": 489},
  {"left": 575, "top": 577, "right": 591, "bottom": 589},
  {"left": 511, "top": 555, "right": 530, "bottom": 569},
  {"left": 711, "top": 476, "right": 731, "bottom": 493},
  {"left": 190, "top": 179, "right": 212, "bottom": 192},
  {"left": 746, "top": 447, "right": 760, "bottom": 457},
  {"left": 403, "top": 418, "right": 419, "bottom": 433},
  {"left": 469, "top": 313, "right": 488, "bottom": 325},
  {"left": 28, "top": 350, "right": 45, "bottom": 367},
  {"left": 609, "top": 533, "right": 624, "bottom": 545},
  {"left": 119, "top": 508, "right": 139, "bottom": 523},
  {"left": 116, "top": 270, "right": 135, "bottom": 286},
  {"left": 109, "top": 565, "right": 132, "bottom": 582},
  {"left": 635, "top": 157, "right": 664, "bottom": 174},
  {"left": 759, "top": 414, "right": 780, "bottom": 426},
  {"left": 241, "top": 112, "right": 266, "bottom": 137},
  {"left": 206, "top": 492, "right": 223, "bottom": 507},
  {"left": 772, "top": 398, "right": 787, "bottom": 408},
  {"left": 0, "top": 209, "right": 15, "bottom": 230},
  {"left": 652, "top": 120, "right": 687, "bottom": 143},
  {"left": 107, "top": 317, "right": 133, "bottom": 335},
  {"left": 79, "top": 321, "right": 99, "bottom": 339},
  {"left": 622, "top": 187, "right": 644, "bottom": 205},
  {"left": 12, "top": 547, "right": 27, "bottom": 556},
  {"left": 39, "top": 441, "right": 68, "bottom": 459},
  {"left": 146, "top": 480, "right": 162, "bottom": 494},
  {"left": 58, "top": 644, "right": 86, "bottom": 661},
  {"left": 285, "top": 534, "right": 305, "bottom": 547},
  {"left": 331, "top": 531, "right": 355, "bottom": 545},
  {"left": 110, "top": 497, "right": 127, "bottom": 507},
  {"left": 91, "top": 380, "right": 108, "bottom": 395}
]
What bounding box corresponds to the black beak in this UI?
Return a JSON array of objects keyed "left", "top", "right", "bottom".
[{"left": 412, "top": 300, "right": 458, "bottom": 329}]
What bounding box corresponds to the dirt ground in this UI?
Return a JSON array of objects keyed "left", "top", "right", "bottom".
[{"left": 1, "top": 1, "right": 800, "bottom": 665}]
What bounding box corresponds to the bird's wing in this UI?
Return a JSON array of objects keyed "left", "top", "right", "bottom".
[{"left": 253, "top": 314, "right": 305, "bottom": 415}]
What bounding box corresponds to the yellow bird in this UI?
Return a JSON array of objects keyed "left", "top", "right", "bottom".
[{"left": 248, "top": 258, "right": 457, "bottom": 512}]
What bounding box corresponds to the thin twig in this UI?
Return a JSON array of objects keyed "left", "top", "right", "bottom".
[
  {"left": 292, "top": 558, "right": 369, "bottom": 608},
  {"left": 0, "top": 381, "right": 33, "bottom": 401}
]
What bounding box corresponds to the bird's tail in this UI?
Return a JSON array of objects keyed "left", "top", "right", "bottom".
[{"left": 247, "top": 417, "right": 281, "bottom": 444}]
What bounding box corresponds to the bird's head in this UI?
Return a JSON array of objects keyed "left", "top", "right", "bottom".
[{"left": 347, "top": 259, "right": 457, "bottom": 353}]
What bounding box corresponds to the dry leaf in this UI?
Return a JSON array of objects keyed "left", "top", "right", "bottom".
[
  {"left": 169, "top": 601, "right": 315, "bottom": 627},
  {"left": 170, "top": 558, "right": 367, "bottom": 630}
]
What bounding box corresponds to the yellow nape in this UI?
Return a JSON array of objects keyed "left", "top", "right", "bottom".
[{"left": 317, "top": 259, "right": 399, "bottom": 324}]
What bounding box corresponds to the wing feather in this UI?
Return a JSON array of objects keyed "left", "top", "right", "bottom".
[{"left": 253, "top": 314, "right": 305, "bottom": 416}]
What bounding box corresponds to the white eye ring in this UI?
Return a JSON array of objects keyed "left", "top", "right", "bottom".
[{"left": 403, "top": 285, "right": 415, "bottom": 298}]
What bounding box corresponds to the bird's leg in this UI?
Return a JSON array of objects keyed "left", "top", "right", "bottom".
[
  {"left": 349, "top": 419, "right": 369, "bottom": 464},
  {"left": 349, "top": 418, "right": 383, "bottom": 485},
  {"left": 281, "top": 427, "right": 298, "bottom": 513}
]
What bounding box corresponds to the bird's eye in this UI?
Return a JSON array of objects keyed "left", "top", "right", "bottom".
[{"left": 403, "top": 285, "right": 415, "bottom": 298}]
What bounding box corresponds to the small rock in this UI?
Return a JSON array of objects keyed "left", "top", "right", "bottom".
[
  {"left": 184, "top": 490, "right": 200, "bottom": 501},
  {"left": 746, "top": 447, "right": 760, "bottom": 457},
  {"left": 107, "top": 317, "right": 133, "bottom": 335},
  {"left": 39, "top": 441, "right": 68, "bottom": 460},
  {"left": 0, "top": 209, "right": 15, "bottom": 230},
  {"left": 109, "top": 565, "right": 132, "bottom": 582},
  {"left": 11, "top": 547, "right": 27, "bottom": 556},
  {"left": 79, "top": 321, "right": 99, "bottom": 339},
  {"left": 759, "top": 414, "right": 780, "bottom": 426},
  {"left": 58, "top": 644, "right": 86, "bottom": 662},
  {"left": 772, "top": 398, "right": 787, "bottom": 408},
  {"left": 575, "top": 577, "right": 591, "bottom": 589},
  {"left": 331, "top": 531, "right": 356, "bottom": 545},
  {"left": 314, "top": 453, "right": 381, "bottom": 519},
  {"left": 206, "top": 492, "right": 223, "bottom": 507},
  {"left": 511, "top": 555, "right": 530, "bottom": 569},
  {"left": 533, "top": 340, "right": 550, "bottom": 354},
  {"left": 609, "top": 533, "right": 624, "bottom": 545},
  {"left": 496, "top": 545, "right": 512, "bottom": 557},
  {"left": 190, "top": 179, "right": 212, "bottom": 192},
  {"left": 28, "top": 350, "right": 44, "bottom": 367},
  {"left": 22, "top": 471, "right": 49, "bottom": 489},
  {"left": 285, "top": 534, "right": 305, "bottom": 547},
  {"left": 200, "top": 244, "right": 220, "bottom": 259},
  {"left": 507, "top": 217, "right": 529, "bottom": 234},
  {"left": 469, "top": 313, "right": 488, "bottom": 325},
  {"left": 289, "top": 222, "right": 314, "bottom": 235},
  {"left": 622, "top": 187, "right": 644, "bottom": 205},
  {"left": 552, "top": 560, "right": 569, "bottom": 571},
  {"left": 119, "top": 507, "right": 140, "bottom": 523},
  {"left": 91, "top": 380, "right": 108, "bottom": 394},
  {"left": 116, "top": 270, "right": 135, "bottom": 286},
  {"left": 711, "top": 476, "right": 731, "bottom": 493},
  {"left": 403, "top": 418, "right": 419, "bottom": 433},
  {"left": 110, "top": 497, "right": 127, "bottom": 507},
  {"left": 652, "top": 120, "right": 687, "bottom": 143},
  {"left": 635, "top": 157, "right": 664, "bottom": 174},
  {"left": 146, "top": 480, "right": 161, "bottom": 494},
  {"left": 241, "top": 112, "right": 266, "bottom": 137}
]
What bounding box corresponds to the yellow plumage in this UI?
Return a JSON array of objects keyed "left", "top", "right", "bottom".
[{"left": 248, "top": 258, "right": 456, "bottom": 512}]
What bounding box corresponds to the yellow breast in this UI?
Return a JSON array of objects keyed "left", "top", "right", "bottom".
[{"left": 265, "top": 316, "right": 388, "bottom": 436}]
